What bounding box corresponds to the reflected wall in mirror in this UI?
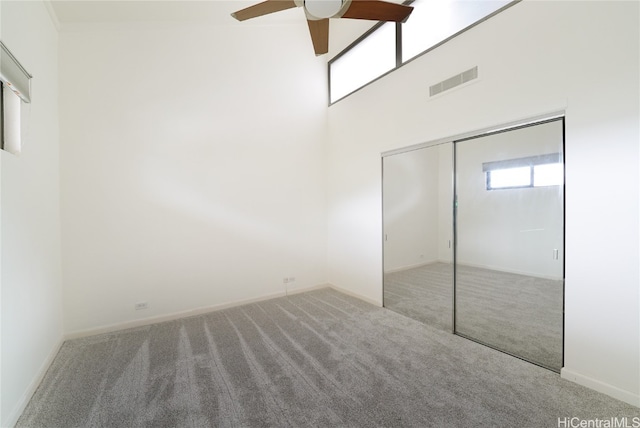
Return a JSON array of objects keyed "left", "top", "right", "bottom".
[
  {"left": 454, "top": 119, "right": 564, "bottom": 372},
  {"left": 383, "top": 143, "right": 453, "bottom": 331}
]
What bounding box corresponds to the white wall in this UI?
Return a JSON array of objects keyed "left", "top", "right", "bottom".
[
  {"left": 0, "top": 1, "right": 64, "bottom": 425},
  {"left": 383, "top": 143, "right": 453, "bottom": 272},
  {"left": 0, "top": 1, "right": 3, "bottom": 417},
  {"left": 383, "top": 147, "right": 439, "bottom": 271},
  {"left": 327, "top": 1, "right": 639, "bottom": 405},
  {"left": 436, "top": 144, "right": 453, "bottom": 262},
  {"left": 59, "top": 20, "right": 329, "bottom": 335}
]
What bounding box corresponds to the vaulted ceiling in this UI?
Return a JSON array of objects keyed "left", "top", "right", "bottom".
[
  {"left": 45, "top": 0, "right": 385, "bottom": 56},
  {"left": 47, "top": 0, "right": 404, "bottom": 26},
  {"left": 47, "top": 0, "right": 301, "bottom": 25}
]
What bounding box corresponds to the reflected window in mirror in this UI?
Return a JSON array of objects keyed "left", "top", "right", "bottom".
[
  {"left": 533, "top": 163, "right": 564, "bottom": 187},
  {"left": 484, "top": 153, "right": 563, "bottom": 190}
]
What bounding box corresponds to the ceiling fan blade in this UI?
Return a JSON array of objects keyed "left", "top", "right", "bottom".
[
  {"left": 341, "top": 0, "right": 414, "bottom": 23},
  {"left": 307, "top": 18, "right": 329, "bottom": 56},
  {"left": 231, "top": 0, "right": 298, "bottom": 21}
]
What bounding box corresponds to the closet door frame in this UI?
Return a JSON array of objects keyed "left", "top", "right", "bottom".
[
  {"left": 381, "top": 111, "right": 565, "bottom": 368},
  {"left": 452, "top": 116, "right": 565, "bottom": 372}
]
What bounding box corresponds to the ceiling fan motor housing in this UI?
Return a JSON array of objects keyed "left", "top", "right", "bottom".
[
  {"left": 232, "top": 0, "right": 414, "bottom": 55},
  {"left": 298, "top": 0, "right": 351, "bottom": 20}
]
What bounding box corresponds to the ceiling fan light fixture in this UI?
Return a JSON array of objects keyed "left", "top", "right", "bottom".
[
  {"left": 231, "top": 0, "right": 413, "bottom": 55},
  {"left": 304, "top": 0, "right": 344, "bottom": 19}
]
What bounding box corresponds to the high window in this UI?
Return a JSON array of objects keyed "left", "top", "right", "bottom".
[
  {"left": 329, "top": 0, "right": 516, "bottom": 104},
  {"left": 329, "top": 22, "right": 396, "bottom": 102}
]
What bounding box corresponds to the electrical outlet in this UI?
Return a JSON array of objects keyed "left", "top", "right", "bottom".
[
  {"left": 283, "top": 277, "right": 289, "bottom": 284},
  {"left": 134, "top": 302, "right": 148, "bottom": 310},
  {"left": 288, "top": 277, "right": 295, "bottom": 283}
]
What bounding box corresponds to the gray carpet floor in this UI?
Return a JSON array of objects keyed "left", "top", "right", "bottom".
[
  {"left": 384, "top": 263, "right": 563, "bottom": 371},
  {"left": 18, "top": 288, "right": 639, "bottom": 427},
  {"left": 383, "top": 262, "right": 454, "bottom": 332}
]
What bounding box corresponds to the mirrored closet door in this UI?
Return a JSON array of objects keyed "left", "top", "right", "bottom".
[
  {"left": 382, "top": 143, "right": 454, "bottom": 331},
  {"left": 382, "top": 118, "right": 565, "bottom": 372},
  {"left": 454, "top": 119, "right": 564, "bottom": 371}
]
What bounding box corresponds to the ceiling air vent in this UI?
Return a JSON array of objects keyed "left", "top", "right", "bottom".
[{"left": 430, "top": 66, "right": 478, "bottom": 97}]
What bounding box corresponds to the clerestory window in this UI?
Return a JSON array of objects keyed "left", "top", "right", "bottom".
[{"left": 328, "top": 0, "right": 517, "bottom": 104}]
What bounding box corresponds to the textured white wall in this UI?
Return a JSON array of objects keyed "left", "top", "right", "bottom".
[
  {"left": 327, "top": 1, "right": 639, "bottom": 405},
  {"left": 0, "top": 1, "right": 64, "bottom": 425},
  {"left": 59, "top": 22, "right": 329, "bottom": 335}
]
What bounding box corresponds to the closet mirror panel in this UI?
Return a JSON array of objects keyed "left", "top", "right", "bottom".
[
  {"left": 454, "top": 119, "right": 564, "bottom": 371},
  {"left": 383, "top": 143, "right": 453, "bottom": 331}
]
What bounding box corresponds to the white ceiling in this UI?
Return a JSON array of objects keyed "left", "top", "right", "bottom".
[
  {"left": 47, "top": 0, "right": 404, "bottom": 26},
  {"left": 47, "top": 0, "right": 304, "bottom": 26},
  {"left": 45, "top": 0, "right": 393, "bottom": 56}
]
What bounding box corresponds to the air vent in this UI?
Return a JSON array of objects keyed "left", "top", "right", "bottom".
[{"left": 430, "top": 66, "right": 478, "bottom": 97}]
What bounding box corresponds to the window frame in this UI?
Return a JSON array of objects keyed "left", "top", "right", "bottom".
[{"left": 328, "top": 0, "right": 520, "bottom": 105}]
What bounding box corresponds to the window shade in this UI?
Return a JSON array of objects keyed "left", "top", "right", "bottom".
[
  {"left": 482, "top": 153, "right": 561, "bottom": 172},
  {"left": 1, "top": 41, "right": 31, "bottom": 103},
  {"left": 3, "top": 85, "right": 21, "bottom": 154}
]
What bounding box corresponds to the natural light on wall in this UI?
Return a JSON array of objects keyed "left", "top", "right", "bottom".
[
  {"left": 402, "top": 0, "right": 512, "bottom": 62},
  {"left": 329, "top": 22, "right": 396, "bottom": 103}
]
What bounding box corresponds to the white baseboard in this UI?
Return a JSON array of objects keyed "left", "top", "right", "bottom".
[
  {"left": 456, "top": 261, "right": 563, "bottom": 281},
  {"left": 327, "top": 283, "right": 382, "bottom": 307},
  {"left": 4, "top": 337, "right": 64, "bottom": 428},
  {"left": 285, "top": 283, "right": 329, "bottom": 296},
  {"left": 561, "top": 368, "right": 640, "bottom": 408},
  {"left": 384, "top": 260, "right": 440, "bottom": 274},
  {"left": 65, "top": 284, "right": 330, "bottom": 340}
]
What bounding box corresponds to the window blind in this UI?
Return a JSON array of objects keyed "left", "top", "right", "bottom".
[
  {"left": 1, "top": 41, "right": 31, "bottom": 155},
  {"left": 3, "top": 83, "right": 21, "bottom": 154}
]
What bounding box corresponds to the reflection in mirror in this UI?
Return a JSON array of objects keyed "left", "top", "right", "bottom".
[
  {"left": 383, "top": 143, "right": 453, "bottom": 331},
  {"left": 454, "top": 119, "right": 564, "bottom": 372}
]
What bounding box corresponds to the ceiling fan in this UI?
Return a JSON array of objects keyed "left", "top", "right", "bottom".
[{"left": 231, "top": 0, "right": 414, "bottom": 56}]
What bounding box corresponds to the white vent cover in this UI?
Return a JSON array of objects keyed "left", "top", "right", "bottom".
[{"left": 430, "top": 66, "right": 477, "bottom": 97}]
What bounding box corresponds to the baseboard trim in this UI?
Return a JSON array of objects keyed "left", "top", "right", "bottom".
[
  {"left": 4, "top": 337, "right": 64, "bottom": 427},
  {"left": 456, "top": 261, "right": 563, "bottom": 281},
  {"left": 327, "top": 283, "right": 382, "bottom": 307},
  {"left": 384, "top": 260, "right": 442, "bottom": 274},
  {"left": 561, "top": 368, "right": 640, "bottom": 407},
  {"left": 285, "top": 283, "right": 329, "bottom": 296},
  {"left": 65, "top": 284, "right": 330, "bottom": 340}
]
